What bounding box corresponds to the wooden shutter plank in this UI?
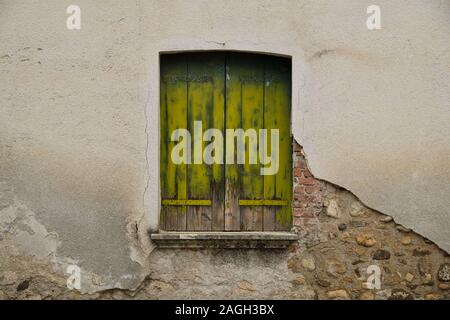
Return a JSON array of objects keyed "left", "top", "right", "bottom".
[
  {"left": 263, "top": 57, "right": 276, "bottom": 231},
  {"left": 239, "top": 55, "right": 264, "bottom": 231},
  {"left": 264, "top": 57, "right": 292, "bottom": 231},
  {"left": 160, "top": 57, "right": 168, "bottom": 230},
  {"left": 210, "top": 54, "right": 226, "bottom": 231},
  {"left": 239, "top": 199, "right": 287, "bottom": 206},
  {"left": 162, "top": 199, "right": 212, "bottom": 206},
  {"left": 160, "top": 54, "right": 188, "bottom": 231},
  {"left": 274, "top": 58, "right": 292, "bottom": 231},
  {"left": 186, "top": 53, "right": 223, "bottom": 231},
  {"left": 224, "top": 53, "right": 242, "bottom": 231}
]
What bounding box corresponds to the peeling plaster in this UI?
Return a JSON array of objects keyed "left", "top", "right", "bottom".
[{"left": 0, "top": 0, "right": 449, "bottom": 293}]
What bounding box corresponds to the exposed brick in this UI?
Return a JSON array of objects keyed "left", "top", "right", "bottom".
[
  {"left": 293, "top": 208, "right": 303, "bottom": 217},
  {"left": 302, "top": 169, "right": 313, "bottom": 179},
  {"left": 292, "top": 140, "right": 323, "bottom": 229},
  {"left": 293, "top": 207, "right": 316, "bottom": 218},
  {"left": 305, "top": 185, "right": 321, "bottom": 194},
  {"left": 294, "top": 185, "right": 305, "bottom": 195},
  {"left": 293, "top": 192, "right": 305, "bottom": 200},
  {"left": 293, "top": 200, "right": 308, "bottom": 208},
  {"left": 293, "top": 142, "right": 302, "bottom": 152},
  {"left": 293, "top": 217, "right": 302, "bottom": 227},
  {"left": 298, "top": 176, "right": 317, "bottom": 186}
]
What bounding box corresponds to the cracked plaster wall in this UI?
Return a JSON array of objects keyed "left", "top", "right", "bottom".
[{"left": 0, "top": 0, "right": 449, "bottom": 293}]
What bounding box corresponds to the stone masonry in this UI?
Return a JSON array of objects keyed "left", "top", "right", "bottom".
[{"left": 0, "top": 140, "right": 449, "bottom": 300}]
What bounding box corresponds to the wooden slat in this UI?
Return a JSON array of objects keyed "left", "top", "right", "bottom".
[
  {"left": 162, "top": 199, "right": 212, "bottom": 206},
  {"left": 160, "top": 54, "right": 188, "bottom": 230},
  {"left": 239, "top": 199, "right": 287, "bottom": 206},
  {"left": 263, "top": 56, "right": 276, "bottom": 231},
  {"left": 210, "top": 54, "right": 226, "bottom": 231},
  {"left": 224, "top": 53, "right": 242, "bottom": 231},
  {"left": 239, "top": 54, "right": 264, "bottom": 231},
  {"left": 186, "top": 53, "right": 222, "bottom": 231},
  {"left": 264, "top": 57, "right": 292, "bottom": 231},
  {"left": 160, "top": 57, "right": 168, "bottom": 231}
]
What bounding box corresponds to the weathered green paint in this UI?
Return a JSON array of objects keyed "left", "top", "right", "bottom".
[
  {"left": 239, "top": 200, "right": 288, "bottom": 206},
  {"left": 186, "top": 53, "right": 226, "bottom": 230},
  {"left": 264, "top": 57, "right": 292, "bottom": 230},
  {"left": 162, "top": 199, "right": 212, "bottom": 206},
  {"left": 234, "top": 54, "right": 264, "bottom": 231},
  {"left": 160, "top": 52, "right": 292, "bottom": 231},
  {"left": 160, "top": 54, "right": 188, "bottom": 231},
  {"left": 224, "top": 53, "right": 242, "bottom": 231}
]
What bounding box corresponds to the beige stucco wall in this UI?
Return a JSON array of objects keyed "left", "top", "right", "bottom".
[{"left": 1, "top": 0, "right": 449, "bottom": 292}]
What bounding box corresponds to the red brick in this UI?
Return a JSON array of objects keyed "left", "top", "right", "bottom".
[
  {"left": 294, "top": 185, "right": 305, "bottom": 195},
  {"left": 293, "top": 193, "right": 307, "bottom": 202},
  {"left": 302, "top": 169, "right": 313, "bottom": 179},
  {"left": 293, "top": 207, "right": 315, "bottom": 218},
  {"left": 292, "top": 141, "right": 324, "bottom": 232},
  {"left": 298, "top": 176, "right": 317, "bottom": 186},
  {"left": 305, "top": 185, "right": 321, "bottom": 194},
  {"left": 293, "top": 208, "right": 303, "bottom": 217},
  {"left": 293, "top": 200, "right": 308, "bottom": 208},
  {"left": 293, "top": 217, "right": 302, "bottom": 227}
]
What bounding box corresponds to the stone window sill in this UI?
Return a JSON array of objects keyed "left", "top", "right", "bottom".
[{"left": 150, "top": 231, "right": 298, "bottom": 249}]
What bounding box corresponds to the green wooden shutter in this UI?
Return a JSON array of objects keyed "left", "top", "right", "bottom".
[
  {"left": 160, "top": 52, "right": 292, "bottom": 231},
  {"left": 160, "top": 54, "right": 188, "bottom": 231}
]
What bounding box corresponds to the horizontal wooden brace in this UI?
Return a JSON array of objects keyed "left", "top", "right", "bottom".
[
  {"left": 161, "top": 199, "right": 212, "bottom": 206},
  {"left": 239, "top": 199, "right": 288, "bottom": 206}
]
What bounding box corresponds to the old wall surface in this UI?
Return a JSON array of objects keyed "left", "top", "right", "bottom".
[
  {"left": 0, "top": 0, "right": 449, "bottom": 296},
  {"left": 1, "top": 140, "right": 449, "bottom": 300}
]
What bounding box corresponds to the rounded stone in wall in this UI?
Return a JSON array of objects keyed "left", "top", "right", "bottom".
[{"left": 438, "top": 263, "right": 450, "bottom": 282}]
